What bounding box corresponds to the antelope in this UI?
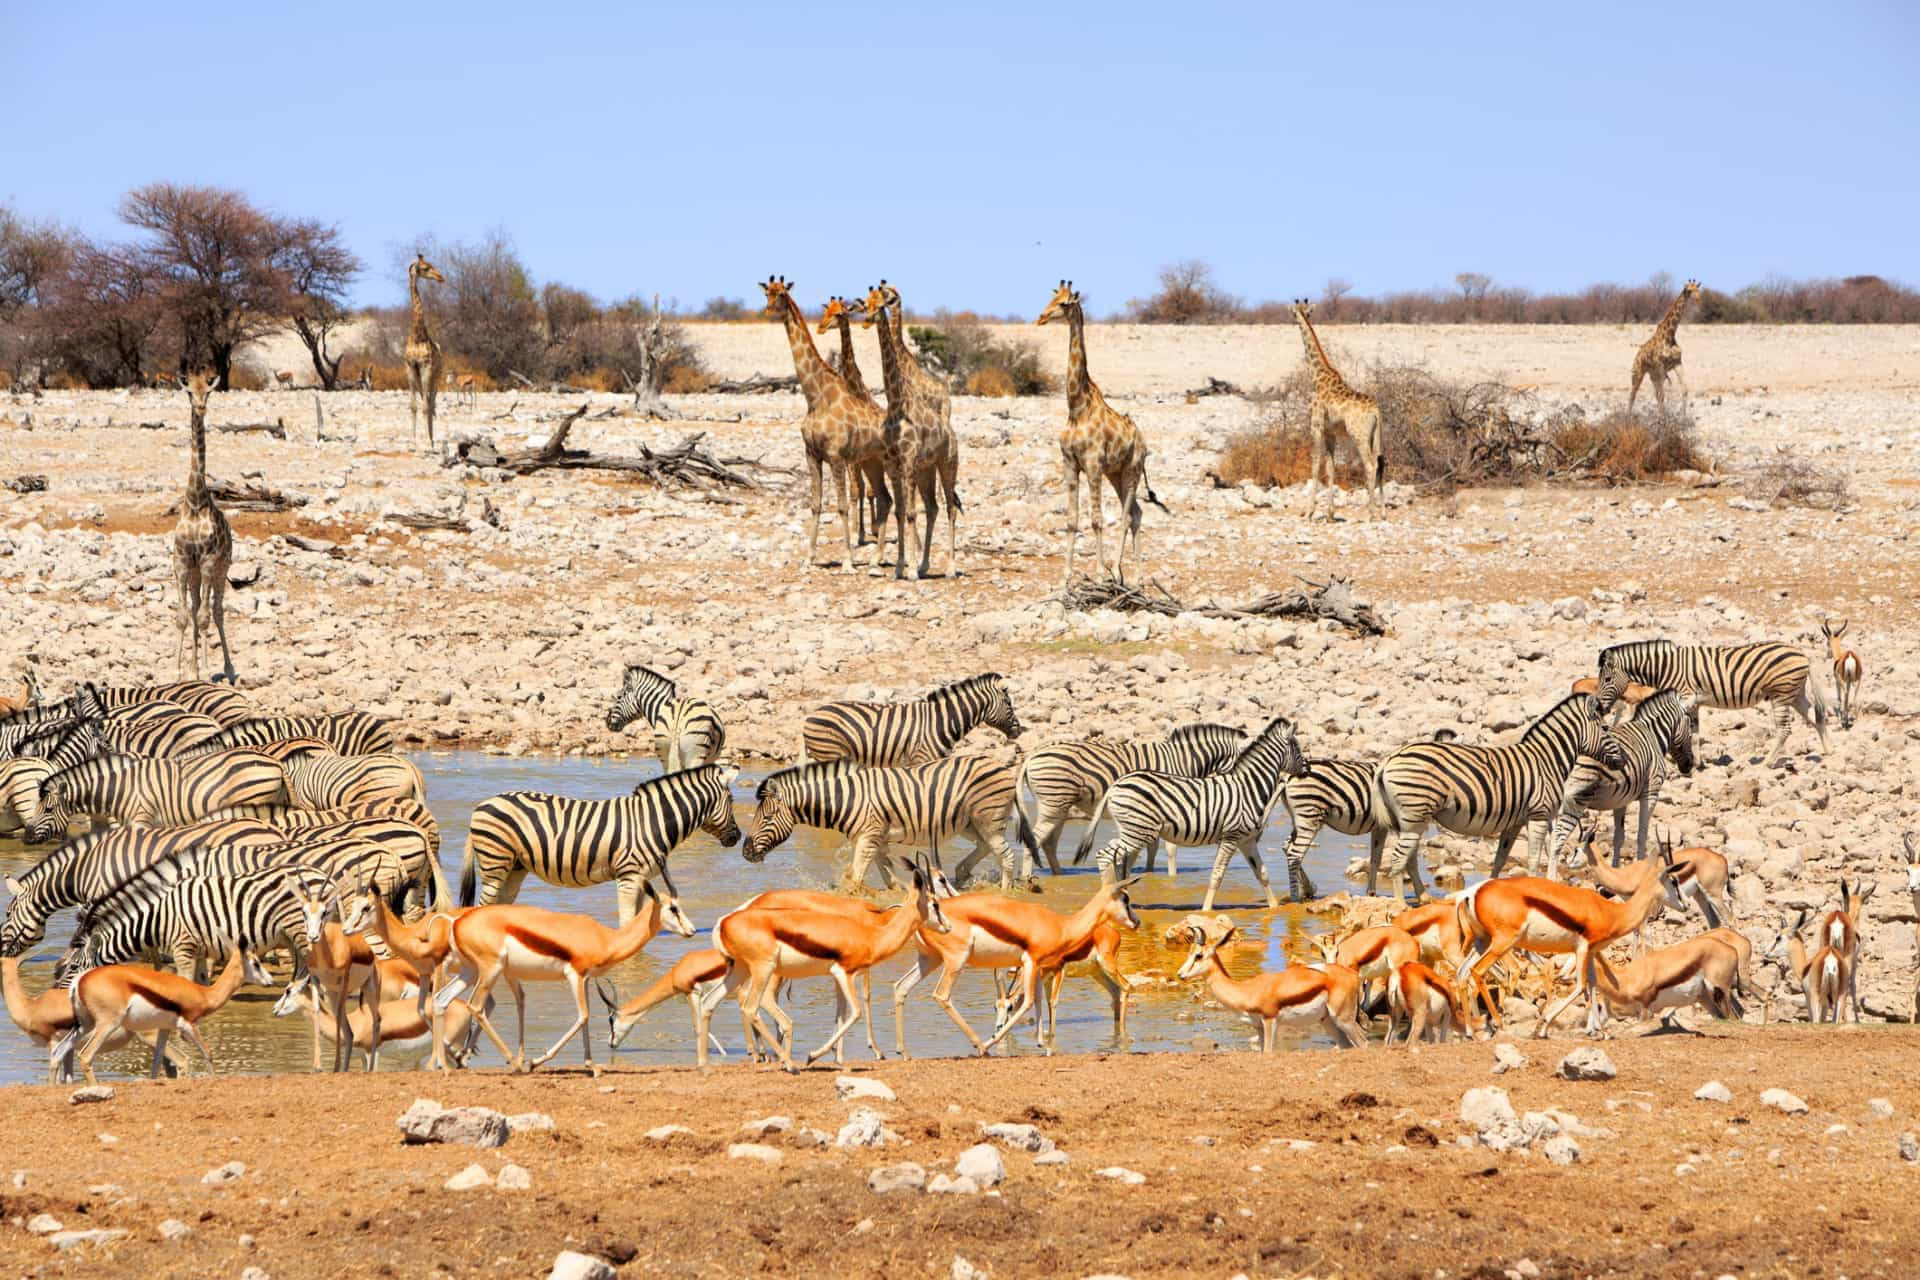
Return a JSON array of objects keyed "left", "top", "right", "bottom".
[
  {"left": 274, "top": 370, "right": 294, "bottom": 389},
  {"left": 274, "top": 972, "right": 487, "bottom": 1069},
  {"left": 1902, "top": 833, "right": 1920, "bottom": 1022},
  {"left": 1572, "top": 826, "right": 1733, "bottom": 932},
  {"left": 0, "top": 670, "right": 40, "bottom": 715},
  {"left": 291, "top": 879, "right": 384, "bottom": 1072},
  {"left": 341, "top": 881, "right": 464, "bottom": 1065},
  {"left": 447, "top": 880, "right": 696, "bottom": 1073},
  {"left": 1386, "top": 961, "right": 1468, "bottom": 1045},
  {"left": 703, "top": 860, "right": 949, "bottom": 1072},
  {"left": 989, "top": 916, "right": 1130, "bottom": 1049},
  {"left": 1822, "top": 619, "right": 1862, "bottom": 729},
  {"left": 1767, "top": 909, "right": 1844, "bottom": 1023},
  {"left": 1569, "top": 674, "right": 1655, "bottom": 720},
  {"left": 1171, "top": 914, "right": 1367, "bottom": 1050},
  {"left": 892, "top": 879, "right": 1141, "bottom": 1057},
  {"left": 1813, "top": 879, "right": 1873, "bottom": 1022},
  {"left": 69, "top": 946, "right": 271, "bottom": 1083},
  {"left": 1455, "top": 856, "right": 1676, "bottom": 1037},
  {"left": 1698, "top": 925, "right": 1767, "bottom": 1022},
  {"left": 2, "top": 952, "right": 180, "bottom": 1082},
  {"left": 603, "top": 948, "right": 741, "bottom": 1060},
  {"left": 1392, "top": 898, "right": 1469, "bottom": 971},
  {"left": 1584, "top": 932, "right": 1746, "bottom": 1035},
  {"left": 446, "top": 371, "right": 477, "bottom": 408}
]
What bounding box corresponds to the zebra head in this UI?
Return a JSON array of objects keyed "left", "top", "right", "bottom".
[
  {"left": 1173, "top": 913, "right": 1236, "bottom": 981},
  {"left": 684, "top": 764, "right": 741, "bottom": 848},
  {"left": 1667, "top": 693, "right": 1700, "bottom": 776},
  {"left": 0, "top": 880, "right": 34, "bottom": 957},
  {"left": 1593, "top": 662, "right": 1629, "bottom": 716},
  {"left": 23, "top": 777, "right": 71, "bottom": 845},
  {"left": 741, "top": 777, "right": 796, "bottom": 863},
  {"left": 607, "top": 666, "right": 675, "bottom": 733},
  {"left": 976, "top": 674, "right": 1024, "bottom": 741},
  {"left": 1571, "top": 694, "right": 1609, "bottom": 762}
]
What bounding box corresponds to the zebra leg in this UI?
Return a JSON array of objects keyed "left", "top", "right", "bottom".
[
  {"left": 614, "top": 874, "right": 645, "bottom": 929},
  {"left": 1384, "top": 831, "right": 1425, "bottom": 903},
  {"left": 1765, "top": 700, "right": 1794, "bottom": 767},
  {"left": 1241, "top": 837, "right": 1279, "bottom": 910},
  {"left": 1610, "top": 807, "right": 1628, "bottom": 867},
  {"left": 1202, "top": 840, "right": 1239, "bottom": 913},
  {"left": 843, "top": 833, "right": 882, "bottom": 891},
  {"left": 1633, "top": 792, "right": 1654, "bottom": 864},
  {"left": 1541, "top": 816, "right": 1575, "bottom": 881},
  {"left": 1285, "top": 816, "right": 1323, "bottom": 901}
]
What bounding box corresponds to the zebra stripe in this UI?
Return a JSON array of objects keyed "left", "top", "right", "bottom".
[
  {"left": 461, "top": 763, "right": 741, "bottom": 922},
  {"left": 1074, "top": 717, "right": 1307, "bottom": 908},
  {"left": 97, "top": 704, "right": 224, "bottom": 757},
  {"left": 1598, "top": 638, "right": 1824, "bottom": 763},
  {"left": 209, "top": 798, "right": 442, "bottom": 856},
  {"left": 89, "top": 681, "right": 254, "bottom": 727},
  {"left": 0, "top": 757, "right": 54, "bottom": 836},
  {"left": 189, "top": 712, "right": 397, "bottom": 756},
  {"left": 264, "top": 743, "right": 425, "bottom": 810},
  {"left": 605, "top": 666, "right": 727, "bottom": 773},
  {"left": 1373, "top": 693, "right": 1607, "bottom": 903},
  {"left": 801, "top": 673, "right": 1023, "bottom": 767},
  {"left": 1544, "top": 690, "right": 1698, "bottom": 874},
  {"left": 743, "top": 754, "right": 1040, "bottom": 889},
  {"left": 15, "top": 718, "right": 105, "bottom": 772},
  {"left": 1019, "top": 722, "right": 1248, "bottom": 868},
  {"left": 26, "top": 749, "right": 289, "bottom": 843},
  {"left": 64, "top": 866, "right": 319, "bottom": 985},
  {"left": 1280, "top": 759, "right": 1388, "bottom": 903}
]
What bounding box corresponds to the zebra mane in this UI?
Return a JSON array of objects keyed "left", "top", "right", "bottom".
[
  {"left": 1226, "top": 716, "right": 1293, "bottom": 769},
  {"left": 755, "top": 759, "right": 862, "bottom": 800},
  {"left": 926, "top": 673, "right": 1004, "bottom": 704},
  {"left": 1598, "top": 639, "right": 1675, "bottom": 670},
  {"left": 1630, "top": 689, "right": 1689, "bottom": 722},
  {"left": 1518, "top": 693, "right": 1599, "bottom": 742},
  {"left": 621, "top": 665, "right": 675, "bottom": 690},
  {"left": 1165, "top": 722, "right": 1247, "bottom": 745}
]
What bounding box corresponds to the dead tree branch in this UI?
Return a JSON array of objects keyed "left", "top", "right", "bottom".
[{"left": 1053, "top": 573, "right": 1388, "bottom": 636}]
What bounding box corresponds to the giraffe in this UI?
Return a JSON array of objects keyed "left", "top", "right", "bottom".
[
  {"left": 404, "top": 254, "right": 447, "bottom": 449},
  {"left": 1291, "top": 299, "right": 1384, "bottom": 520},
  {"left": 815, "top": 295, "right": 890, "bottom": 546},
  {"left": 1036, "top": 280, "right": 1161, "bottom": 583},
  {"left": 172, "top": 372, "right": 236, "bottom": 683},
  {"left": 1629, "top": 278, "right": 1702, "bottom": 414},
  {"left": 761, "top": 277, "right": 904, "bottom": 576},
  {"left": 863, "top": 280, "right": 961, "bottom": 578}
]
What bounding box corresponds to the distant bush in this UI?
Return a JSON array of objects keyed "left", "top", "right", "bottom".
[
  {"left": 1125, "top": 261, "right": 1240, "bottom": 324},
  {"left": 908, "top": 311, "right": 1052, "bottom": 395},
  {"left": 698, "top": 296, "right": 753, "bottom": 322},
  {"left": 1743, "top": 449, "right": 1851, "bottom": 509}
]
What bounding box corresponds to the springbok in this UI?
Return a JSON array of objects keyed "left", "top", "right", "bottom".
[
  {"left": 341, "top": 882, "right": 465, "bottom": 1066},
  {"left": 447, "top": 879, "right": 696, "bottom": 1073},
  {"left": 275, "top": 972, "right": 487, "bottom": 1069},
  {"left": 1767, "top": 909, "right": 1845, "bottom": 1024},
  {"left": 1318, "top": 924, "right": 1420, "bottom": 1032},
  {"left": 604, "top": 948, "right": 740, "bottom": 1059},
  {"left": 1572, "top": 826, "right": 1733, "bottom": 933},
  {"left": 69, "top": 947, "right": 271, "bottom": 1082},
  {"left": 1812, "top": 880, "right": 1874, "bottom": 1022},
  {"left": 1386, "top": 960, "right": 1467, "bottom": 1045},
  {"left": 1584, "top": 932, "right": 1746, "bottom": 1034},
  {"left": 1171, "top": 914, "right": 1367, "bottom": 1050},
  {"left": 1822, "top": 619, "right": 1862, "bottom": 729}
]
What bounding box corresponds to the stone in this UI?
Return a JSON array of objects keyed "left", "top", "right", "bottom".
[
  {"left": 240, "top": 1270, "right": 271, "bottom": 1280},
  {"left": 1095, "top": 1166, "right": 1147, "bottom": 1185},
  {"left": 1694, "top": 1080, "right": 1733, "bottom": 1104},
  {"left": 496, "top": 1164, "right": 532, "bottom": 1191},
  {"left": 67, "top": 1085, "right": 114, "bottom": 1105},
  {"left": 981, "top": 1121, "right": 1054, "bottom": 1153},
  {"left": 1760, "top": 1088, "right": 1809, "bottom": 1115},
  {"left": 867, "top": 1162, "right": 928, "bottom": 1194},
  {"left": 793, "top": 1127, "right": 832, "bottom": 1148},
  {"left": 549, "top": 1251, "right": 618, "bottom": 1280},
  {"left": 396, "top": 1099, "right": 510, "bottom": 1149},
  {"left": 1513, "top": 1260, "right": 1542, "bottom": 1279},
  {"left": 505, "top": 1112, "right": 556, "bottom": 1134},
  {"left": 1460, "top": 1086, "right": 1523, "bottom": 1149},
  {"left": 1555, "top": 1048, "right": 1617, "bottom": 1081},
  {"left": 836, "top": 1075, "right": 896, "bottom": 1102},
  {"left": 158, "top": 1219, "right": 193, "bottom": 1241},
  {"left": 1542, "top": 1136, "right": 1581, "bottom": 1166},
  {"left": 929, "top": 1173, "right": 980, "bottom": 1195},
  {"left": 740, "top": 1115, "right": 791, "bottom": 1138},
  {"left": 1034, "top": 1150, "right": 1070, "bottom": 1166},
  {"left": 954, "top": 1143, "right": 1007, "bottom": 1188},
  {"left": 952, "top": 1255, "right": 988, "bottom": 1279},
  {"left": 1899, "top": 1132, "right": 1920, "bottom": 1163},
  {"left": 1491, "top": 1043, "right": 1528, "bottom": 1075},
  {"left": 728, "top": 1143, "right": 784, "bottom": 1164},
  {"left": 48, "top": 1229, "right": 129, "bottom": 1251},
  {"left": 837, "top": 1107, "right": 897, "bottom": 1149},
  {"left": 26, "top": 1213, "right": 63, "bottom": 1235},
  {"left": 201, "top": 1161, "right": 247, "bottom": 1185},
  {"left": 645, "top": 1124, "right": 694, "bottom": 1141},
  {"left": 445, "top": 1164, "right": 493, "bottom": 1191},
  {"left": 1868, "top": 1098, "right": 1895, "bottom": 1120}
]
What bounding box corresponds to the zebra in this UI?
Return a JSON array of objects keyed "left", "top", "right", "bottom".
[
  {"left": 61, "top": 866, "right": 322, "bottom": 986},
  {"left": 1, "top": 818, "right": 284, "bottom": 956},
  {"left": 1372, "top": 693, "right": 1608, "bottom": 905},
  {"left": 0, "top": 756, "right": 53, "bottom": 835},
  {"left": 742, "top": 757, "right": 1041, "bottom": 890},
  {"left": 24, "top": 750, "right": 290, "bottom": 843},
  {"left": 801, "top": 673, "right": 1023, "bottom": 767},
  {"left": 1597, "top": 639, "right": 1824, "bottom": 766},
  {"left": 1279, "top": 759, "right": 1391, "bottom": 904},
  {"left": 461, "top": 764, "right": 741, "bottom": 923},
  {"left": 96, "top": 706, "right": 224, "bottom": 757},
  {"left": 210, "top": 797, "right": 442, "bottom": 857},
  {"left": 1541, "top": 690, "right": 1698, "bottom": 878},
  {"left": 89, "top": 681, "right": 254, "bottom": 726},
  {"left": 255, "top": 739, "right": 426, "bottom": 809},
  {"left": 1017, "top": 722, "right": 1248, "bottom": 873},
  {"left": 1070, "top": 716, "right": 1307, "bottom": 912},
  {"left": 15, "top": 717, "right": 105, "bottom": 772},
  {"left": 187, "top": 712, "right": 397, "bottom": 757},
  {"left": 605, "top": 666, "right": 727, "bottom": 773}
]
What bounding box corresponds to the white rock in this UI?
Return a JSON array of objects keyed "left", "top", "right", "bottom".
[
  {"left": 444, "top": 1163, "right": 493, "bottom": 1191},
  {"left": 548, "top": 1250, "right": 618, "bottom": 1280},
  {"left": 1868, "top": 1098, "right": 1895, "bottom": 1120},
  {"left": 67, "top": 1085, "right": 114, "bottom": 1105},
  {"left": 728, "top": 1143, "right": 783, "bottom": 1164},
  {"left": 740, "top": 1115, "right": 792, "bottom": 1138},
  {"left": 1694, "top": 1080, "right": 1733, "bottom": 1104},
  {"left": 1460, "top": 1086, "right": 1525, "bottom": 1149},
  {"left": 1034, "top": 1150, "right": 1070, "bottom": 1166},
  {"left": 1095, "top": 1166, "right": 1146, "bottom": 1185},
  {"left": 836, "top": 1075, "right": 896, "bottom": 1102},
  {"left": 929, "top": 1173, "right": 980, "bottom": 1195},
  {"left": 396, "top": 1098, "right": 510, "bottom": 1148},
  {"left": 952, "top": 1255, "right": 988, "bottom": 1279},
  {"left": 1491, "top": 1043, "right": 1528, "bottom": 1075},
  {"left": 1542, "top": 1136, "right": 1581, "bottom": 1166},
  {"left": 496, "top": 1163, "right": 532, "bottom": 1190},
  {"left": 239, "top": 1268, "right": 270, "bottom": 1280},
  {"left": 867, "top": 1162, "right": 927, "bottom": 1194},
  {"left": 645, "top": 1124, "right": 694, "bottom": 1141},
  {"left": 837, "top": 1107, "right": 897, "bottom": 1149},
  {"left": 954, "top": 1143, "right": 1007, "bottom": 1188},
  {"left": 981, "top": 1121, "right": 1054, "bottom": 1153},
  {"left": 201, "top": 1160, "right": 246, "bottom": 1185},
  {"left": 158, "top": 1219, "right": 193, "bottom": 1241},
  {"left": 27, "top": 1213, "right": 63, "bottom": 1235},
  {"left": 1555, "top": 1048, "right": 1617, "bottom": 1081},
  {"left": 49, "top": 1229, "right": 129, "bottom": 1251},
  {"left": 1899, "top": 1132, "right": 1920, "bottom": 1163},
  {"left": 505, "top": 1112, "right": 555, "bottom": 1134},
  {"left": 1760, "top": 1088, "right": 1809, "bottom": 1115},
  {"left": 1513, "top": 1259, "right": 1542, "bottom": 1279}
]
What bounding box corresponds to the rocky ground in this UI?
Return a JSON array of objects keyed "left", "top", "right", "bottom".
[
  {"left": 2, "top": 322, "right": 1918, "bottom": 1007},
  {"left": 1, "top": 1028, "right": 1918, "bottom": 1278}
]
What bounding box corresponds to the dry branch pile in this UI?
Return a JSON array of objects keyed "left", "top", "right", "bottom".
[
  {"left": 448, "top": 404, "right": 787, "bottom": 489},
  {"left": 1053, "top": 574, "right": 1389, "bottom": 636}
]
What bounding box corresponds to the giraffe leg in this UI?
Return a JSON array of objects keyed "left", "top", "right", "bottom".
[
  {"left": 941, "top": 454, "right": 961, "bottom": 578},
  {"left": 915, "top": 471, "right": 937, "bottom": 579},
  {"left": 831, "top": 463, "right": 857, "bottom": 574},
  {"left": 174, "top": 553, "right": 198, "bottom": 681},
  {"left": 1651, "top": 370, "right": 1667, "bottom": 415},
  {"left": 1671, "top": 362, "right": 1690, "bottom": 415},
  {"left": 406, "top": 362, "right": 423, "bottom": 445},
  {"left": 889, "top": 458, "right": 910, "bottom": 582},
  {"left": 806, "top": 452, "right": 825, "bottom": 567},
  {"left": 1062, "top": 462, "right": 1082, "bottom": 584},
  {"left": 1360, "top": 406, "right": 1385, "bottom": 517},
  {"left": 1303, "top": 403, "right": 1328, "bottom": 518},
  {"left": 1114, "top": 471, "right": 1141, "bottom": 585},
  {"left": 424, "top": 352, "right": 442, "bottom": 448},
  {"left": 851, "top": 464, "right": 868, "bottom": 547},
  {"left": 1088, "top": 472, "right": 1108, "bottom": 579},
  {"left": 1628, "top": 364, "right": 1643, "bottom": 412},
  {"left": 208, "top": 554, "right": 236, "bottom": 682}
]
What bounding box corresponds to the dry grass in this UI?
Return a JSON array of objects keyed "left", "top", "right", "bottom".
[
  {"left": 965, "top": 367, "right": 1018, "bottom": 397},
  {"left": 1743, "top": 448, "right": 1851, "bottom": 509}
]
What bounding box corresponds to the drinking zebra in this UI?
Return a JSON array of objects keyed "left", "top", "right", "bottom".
[
  {"left": 1596, "top": 638, "right": 1823, "bottom": 766},
  {"left": 1018, "top": 723, "right": 1248, "bottom": 873},
  {"left": 461, "top": 764, "right": 741, "bottom": 923},
  {"left": 801, "top": 673, "right": 1023, "bottom": 767},
  {"left": 605, "top": 666, "right": 727, "bottom": 773},
  {"left": 62, "top": 865, "right": 323, "bottom": 985},
  {"left": 1372, "top": 693, "right": 1608, "bottom": 904},
  {"left": 1541, "top": 690, "right": 1698, "bottom": 877},
  {"left": 25, "top": 750, "right": 290, "bottom": 843},
  {"left": 1071, "top": 717, "right": 1308, "bottom": 911},
  {"left": 1279, "top": 759, "right": 1390, "bottom": 904},
  {"left": 0, "top": 757, "right": 53, "bottom": 836},
  {"left": 742, "top": 757, "right": 1040, "bottom": 890}
]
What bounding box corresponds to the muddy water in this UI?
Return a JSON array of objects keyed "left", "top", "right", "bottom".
[{"left": 0, "top": 753, "right": 1368, "bottom": 1084}]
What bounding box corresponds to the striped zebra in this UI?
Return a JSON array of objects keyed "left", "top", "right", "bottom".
[
  {"left": 1071, "top": 716, "right": 1307, "bottom": 912},
  {"left": 461, "top": 764, "right": 741, "bottom": 923},
  {"left": 801, "top": 673, "right": 1023, "bottom": 767},
  {"left": 249, "top": 738, "right": 426, "bottom": 809},
  {"left": 1541, "top": 690, "right": 1698, "bottom": 877},
  {"left": 1372, "top": 693, "right": 1608, "bottom": 905},
  {"left": 1279, "top": 759, "right": 1391, "bottom": 904},
  {"left": 191, "top": 712, "right": 397, "bottom": 756},
  {"left": 0, "top": 756, "right": 53, "bottom": 835},
  {"left": 605, "top": 666, "right": 727, "bottom": 773},
  {"left": 1018, "top": 722, "right": 1248, "bottom": 872},
  {"left": 1, "top": 685, "right": 104, "bottom": 739},
  {"left": 1, "top": 818, "right": 284, "bottom": 956},
  {"left": 211, "top": 797, "right": 442, "bottom": 857},
  {"left": 1597, "top": 639, "right": 1824, "bottom": 766},
  {"left": 91, "top": 681, "right": 254, "bottom": 726},
  {"left": 97, "top": 705, "right": 224, "bottom": 757},
  {"left": 15, "top": 717, "right": 105, "bottom": 772},
  {"left": 62, "top": 866, "right": 321, "bottom": 985},
  {"left": 24, "top": 750, "right": 289, "bottom": 843},
  {"left": 743, "top": 756, "right": 1040, "bottom": 890}
]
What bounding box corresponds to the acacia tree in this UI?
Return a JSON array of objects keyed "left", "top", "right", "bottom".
[
  {"left": 0, "top": 206, "right": 72, "bottom": 379},
  {"left": 278, "top": 218, "right": 360, "bottom": 388}
]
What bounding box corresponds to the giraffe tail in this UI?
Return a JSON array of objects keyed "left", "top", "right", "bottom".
[{"left": 1141, "top": 467, "right": 1169, "bottom": 514}]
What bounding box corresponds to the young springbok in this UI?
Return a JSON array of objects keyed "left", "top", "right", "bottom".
[
  {"left": 1319, "top": 924, "right": 1420, "bottom": 1031},
  {"left": 1172, "top": 914, "right": 1367, "bottom": 1050},
  {"left": 341, "top": 882, "right": 465, "bottom": 1066},
  {"left": 69, "top": 946, "right": 271, "bottom": 1082},
  {"left": 1767, "top": 909, "right": 1845, "bottom": 1024},
  {"left": 1812, "top": 879, "right": 1874, "bottom": 1022},
  {"left": 1454, "top": 857, "right": 1676, "bottom": 1037},
  {"left": 704, "top": 861, "right": 949, "bottom": 1071},
  {"left": 989, "top": 915, "right": 1132, "bottom": 1049},
  {"left": 275, "top": 972, "right": 487, "bottom": 1069},
  {"left": 0, "top": 670, "right": 40, "bottom": 715},
  {"left": 1822, "top": 619, "right": 1863, "bottom": 729},
  {"left": 1584, "top": 931, "right": 1746, "bottom": 1034},
  {"left": 447, "top": 879, "right": 697, "bottom": 1073},
  {"left": 1572, "top": 826, "right": 1733, "bottom": 933},
  {"left": 1386, "top": 960, "right": 1467, "bottom": 1045},
  {"left": 892, "top": 879, "right": 1141, "bottom": 1057}
]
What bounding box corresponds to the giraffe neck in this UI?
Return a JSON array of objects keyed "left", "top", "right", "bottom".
[
  {"left": 408, "top": 275, "right": 432, "bottom": 345},
  {"left": 186, "top": 401, "right": 210, "bottom": 506},
  {"left": 833, "top": 315, "right": 869, "bottom": 400},
  {"left": 1064, "top": 302, "right": 1092, "bottom": 413},
  {"left": 776, "top": 294, "right": 836, "bottom": 412},
  {"left": 1653, "top": 290, "right": 1689, "bottom": 342},
  {"left": 873, "top": 305, "right": 909, "bottom": 408},
  {"left": 1296, "top": 313, "right": 1335, "bottom": 377}
]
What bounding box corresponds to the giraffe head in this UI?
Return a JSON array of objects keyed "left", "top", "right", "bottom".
[
  {"left": 409, "top": 254, "right": 445, "bottom": 286},
  {"left": 859, "top": 280, "right": 902, "bottom": 329},
  {"left": 1681, "top": 278, "right": 1701, "bottom": 300},
  {"left": 1291, "top": 298, "right": 1314, "bottom": 323},
  {"left": 815, "top": 296, "right": 855, "bottom": 335},
  {"left": 760, "top": 275, "right": 797, "bottom": 319},
  {"left": 183, "top": 370, "right": 218, "bottom": 413},
  {"left": 1035, "top": 280, "right": 1079, "bottom": 326}
]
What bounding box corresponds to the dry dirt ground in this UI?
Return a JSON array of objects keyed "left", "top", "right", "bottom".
[{"left": 1, "top": 1027, "right": 1917, "bottom": 1279}]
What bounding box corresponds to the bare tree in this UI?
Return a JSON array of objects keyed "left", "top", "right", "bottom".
[
  {"left": 1319, "top": 277, "right": 1354, "bottom": 322},
  {"left": 36, "top": 240, "right": 169, "bottom": 386},
  {"left": 1128, "top": 260, "right": 1237, "bottom": 324},
  {"left": 278, "top": 219, "right": 360, "bottom": 389}
]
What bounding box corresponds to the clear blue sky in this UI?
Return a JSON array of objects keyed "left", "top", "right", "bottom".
[{"left": 7, "top": 1, "right": 1915, "bottom": 315}]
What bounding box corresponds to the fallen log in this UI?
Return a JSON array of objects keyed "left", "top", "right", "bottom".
[
  {"left": 4, "top": 474, "right": 48, "bottom": 494},
  {"left": 1052, "top": 573, "right": 1388, "bottom": 636},
  {"left": 448, "top": 410, "right": 786, "bottom": 488},
  {"left": 164, "top": 478, "right": 305, "bottom": 514},
  {"left": 707, "top": 373, "right": 799, "bottom": 395},
  {"left": 1183, "top": 377, "right": 1243, "bottom": 399}
]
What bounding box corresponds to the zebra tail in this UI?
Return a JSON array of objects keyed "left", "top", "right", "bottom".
[
  {"left": 1070, "top": 790, "right": 1111, "bottom": 866},
  {"left": 1012, "top": 803, "right": 1041, "bottom": 865},
  {"left": 458, "top": 845, "right": 477, "bottom": 908},
  {"left": 1369, "top": 767, "right": 1405, "bottom": 838}
]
